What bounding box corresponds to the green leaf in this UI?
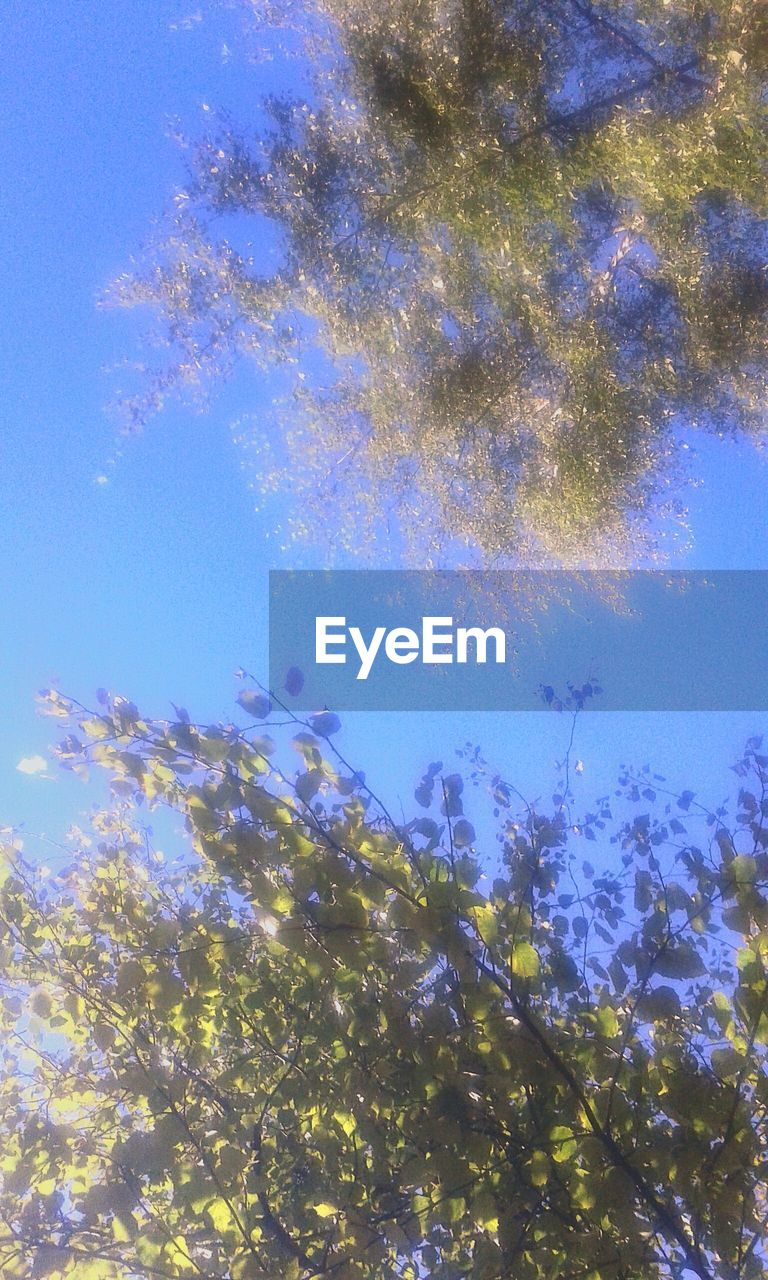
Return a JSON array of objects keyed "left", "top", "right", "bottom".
[
  {"left": 237, "top": 690, "right": 272, "bottom": 719},
  {"left": 549, "top": 1127, "right": 577, "bottom": 1163},
  {"left": 654, "top": 945, "right": 707, "bottom": 980},
  {"left": 510, "top": 940, "right": 540, "bottom": 979}
]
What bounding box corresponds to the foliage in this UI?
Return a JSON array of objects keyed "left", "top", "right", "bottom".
[
  {"left": 1, "top": 688, "right": 768, "bottom": 1277},
  {"left": 113, "top": 0, "right": 768, "bottom": 563}
]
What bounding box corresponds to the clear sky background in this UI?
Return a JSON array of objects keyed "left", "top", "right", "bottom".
[{"left": 3, "top": 0, "right": 768, "bottom": 853}]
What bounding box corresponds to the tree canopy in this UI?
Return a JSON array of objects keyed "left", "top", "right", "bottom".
[
  {"left": 2, "top": 688, "right": 768, "bottom": 1278},
  {"left": 113, "top": 0, "right": 767, "bottom": 563}
]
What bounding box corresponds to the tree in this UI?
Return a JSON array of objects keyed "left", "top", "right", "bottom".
[
  {"left": 1, "top": 687, "right": 768, "bottom": 1278},
  {"left": 112, "top": 0, "right": 767, "bottom": 564}
]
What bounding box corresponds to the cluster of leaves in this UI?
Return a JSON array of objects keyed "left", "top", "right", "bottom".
[
  {"left": 113, "top": 0, "right": 767, "bottom": 563},
  {"left": 1, "top": 689, "right": 768, "bottom": 1277}
]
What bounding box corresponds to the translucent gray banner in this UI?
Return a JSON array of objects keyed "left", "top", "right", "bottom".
[{"left": 268, "top": 571, "right": 768, "bottom": 711}]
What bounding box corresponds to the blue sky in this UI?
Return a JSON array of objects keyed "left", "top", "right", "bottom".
[{"left": 3, "top": 0, "right": 768, "bottom": 851}]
